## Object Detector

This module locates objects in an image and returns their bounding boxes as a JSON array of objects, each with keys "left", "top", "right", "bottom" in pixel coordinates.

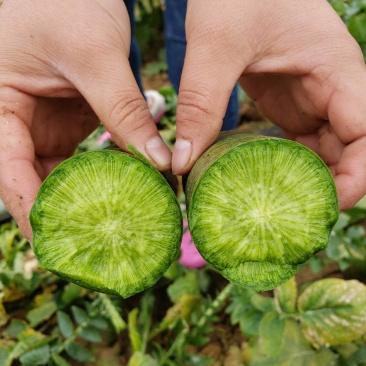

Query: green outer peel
[
  {"left": 186, "top": 133, "right": 339, "bottom": 291},
  {"left": 31, "top": 150, "right": 182, "bottom": 298}
]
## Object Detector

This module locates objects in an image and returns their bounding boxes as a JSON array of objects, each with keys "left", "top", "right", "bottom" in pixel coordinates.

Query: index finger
[
  {"left": 0, "top": 88, "right": 40, "bottom": 241},
  {"left": 326, "top": 73, "right": 366, "bottom": 210}
]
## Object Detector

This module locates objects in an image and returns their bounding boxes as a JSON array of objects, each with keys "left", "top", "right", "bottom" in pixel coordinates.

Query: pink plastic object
[
  {"left": 179, "top": 220, "right": 206, "bottom": 269},
  {"left": 98, "top": 131, "right": 111, "bottom": 145}
]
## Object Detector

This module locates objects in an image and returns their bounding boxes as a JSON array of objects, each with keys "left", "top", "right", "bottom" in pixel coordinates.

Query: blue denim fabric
[
  {"left": 124, "top": 0, "right": 144, "bottom": 94},
  {"left": 125, "top": 0, "right": 239, "bottom": 130},
  {"left": 163, "top": 0, "right": 239, "bottom": 131}
]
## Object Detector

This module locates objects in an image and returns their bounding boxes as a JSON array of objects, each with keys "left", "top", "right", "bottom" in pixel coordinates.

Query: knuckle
[
  {"left": 108, "top": 93, "right": 152, "bottom": 136},
  {"left": 177, "top": 88, "right": 222, "bottom": 128}
]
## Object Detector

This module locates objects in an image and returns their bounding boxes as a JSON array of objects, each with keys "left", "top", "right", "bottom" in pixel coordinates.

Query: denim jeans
[{"left": 125, "top": 0, "right": 239, "bottom": 131}]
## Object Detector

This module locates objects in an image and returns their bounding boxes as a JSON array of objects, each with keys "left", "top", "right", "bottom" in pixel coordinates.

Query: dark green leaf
[
  {"left": 348, "top": 12, "right": 366, "bottom": 43},
  {"left": 4, "top": 319, "right": 28, "bottom": 338},
  {"left": 239, "top": 309, "right": 263, "bottom": 338},
  {"left": 51, "top": 353, "right": 72, "bottom": 366},
  {"left": 65, "top": 342, "right": 94, "bottom": 363},
  {"left": 19, "top": 344, "right": 50, "bottom": 365},
  {"left": 0, "top": 348, "right": 9, "bottom": 366},
  {"left": 79, "top": 325, "right": 102, "bottom": 343},
  {"left": 308, "top": 256, "right": 325, "bottom": 274},
  {"left": 89, "top": 316, "right": 109, "bottom": 330},
  {"left": 57, "top": 311, "right": 74, "bottom": 339},
  {"left": 71, "top": 306, "right": 88, "bottom": 325},
  {"left": 332, "top": 213, "right": 350, "bottom": 232},
  {"left": 186, "top": 334, "right": 210, "bottom": 347},
  {"left": 61, "top": 283, "right": 83, "bottom": 306},
  {"left": 326, "top": 234, "right": 349, "bottom": 261},
  {"left": 329, "top": 0, "right": 348, "bottom": 16},
  {"left": 344, "top": 206, "right": 366, "bottom": 224},
  {"left": 338, "top": 258, "right": 351, "bottom": 271},
  {"left": 26, "top": 301, "right": 57, "bottom": 327},
  {"left": 167, "top": 271, "right": 201, "bottom": 304},
  {"left": 250, "top": 293, "right": 275, "bottom": 312},
  {"left": 259, "top": 312, "right": 285, "bottom": 356},
  {"left": 348, "top": 345, "right": 366, "bottom": 363},
  {"left": 346, "top": 225, "right": 365, "bottom": 238}
]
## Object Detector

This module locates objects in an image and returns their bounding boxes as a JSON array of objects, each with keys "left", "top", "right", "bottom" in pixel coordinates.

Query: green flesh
[
  {"left": 31, "top": 150, "right": 182, "bottom": 298},
  {"left": 187, "top": 135, "right": 339, "bottom": 291}
]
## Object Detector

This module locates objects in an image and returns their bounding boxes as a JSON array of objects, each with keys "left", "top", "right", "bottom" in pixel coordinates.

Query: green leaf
[
  {"left": 19, "top": 344, "right": 50, "bottom": 365},
  {"left": 250, "top": 293, "right": 275, "bottom": 313},
  {"left": 26, "top": 301, "right": 57, "bottom": 327},
  {"left": 61, "top": 283, "right": 83, "bottom": 306},
  {"left": 348, "top": 12, "right": 366, "bottom": 43},
  {"left": 57, "top": 311, "right": 74, "bottom": 339},
  {"left": 127, "top": 351, "right": 159, "bottom": 366},
  {"left": 348, "top": 345, "right": 366, "bottom": 363},
  {"left": 326, "top": 234, "right": 349, "bottom": 261},
  {"left": 167, "top": 271, "right": 201, "bottom": 304},
  {"left": 298, "top": 279, "right": 366, "bottom": 348},
  {"left": 243, "top": 318, "right": 338, "bottom": 365},
  {"left": 128, "top": 308, "right": 142, "bottom": 353},
  {"left": 8, "top": 329, "right": 46, "bottom": 361},
  {"left": 89, "top": 316, "right": 109, "bottom": 330},
  {"left": 98, "top": 293, "right": 126, "bottom": 333},
  {"left": 4, "top": 319, "right": 28, "bottom": 338},
  {"left": 79, "top": 325, "right": 102, "bottom": 343},
  {"left": 0, "top": 348, "right": 9, "bottom": 366},
  {"left": 71, "top": 306, "right": 88, "bottom": 325},
  {"left": 329, "top": 0, "right": 348, "bottom": 16},
  {"left": 259, "top": 312, "right": 285, "bottom": 356},
  {"left": 346, "top": 224, "right": 365, "bottom": 238},
  {"left": 274, "top": 277, "right": 297, "bottom": 314},
  {"left": 65, "top": 342, "right": 94, "bottom": 363},
  {"left": 239, "top": 309, "right": 263, "bottom": 338},
  {"left": 51, "top": 353, "right": 72, "bottom": 366},
  {"left": 308, "top": 256, "right": 325, "bottom": 274},
  {"left": 332, "top": 213, "right": 350, "bottom": 232}
]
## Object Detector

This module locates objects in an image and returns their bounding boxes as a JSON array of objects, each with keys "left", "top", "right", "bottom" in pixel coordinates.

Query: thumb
[
  {"left": 172, "top": 43, "right": 240, "bottom": 175},
  {"left": 71, "top": 52, "right": 171, "bottom": 171}
]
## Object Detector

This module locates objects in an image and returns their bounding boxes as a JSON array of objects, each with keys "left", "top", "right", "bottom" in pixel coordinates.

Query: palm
[{"left": 30, "top": 97, "right": 99, "bottom": 180}]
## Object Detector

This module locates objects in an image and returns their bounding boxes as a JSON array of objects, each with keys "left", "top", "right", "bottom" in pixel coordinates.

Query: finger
[
  {"left": 0, "top": 88, "right": 40, "bottom": 241},
  {"left": 172, "top": 43, "right": 240, "bottom": 175},
  {"left": 318, "top": 124, "right": 344, "bottom": 166},
  {"left": 326, "top": 73, "right": 366, "bottom": 209},
  {"left": 333, "top": 138, "right": 366, "bottom": 210},
  {"left": 68, "top": 48, "right": 172, "bottom": 171}
]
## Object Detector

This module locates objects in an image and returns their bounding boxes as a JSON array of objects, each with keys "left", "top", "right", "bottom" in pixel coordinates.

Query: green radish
[
  {"left": 185, "top": 132, "right": 339, "bottom": 291},
  {"left": 30, "top": 149, "right": 182, "bottom": 298}
]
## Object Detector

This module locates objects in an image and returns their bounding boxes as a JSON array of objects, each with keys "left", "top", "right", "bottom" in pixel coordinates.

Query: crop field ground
[{"left": 1, "top": 0, "right": 366, "bottom": 365}]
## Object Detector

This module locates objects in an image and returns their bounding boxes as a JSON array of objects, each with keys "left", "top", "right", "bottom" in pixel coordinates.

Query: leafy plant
[
  {"left": 328, "top": 0, "right": 366, "bottom": 58},
  {"left": 227, "top": 277, "right": 366, "bottom": 365}
]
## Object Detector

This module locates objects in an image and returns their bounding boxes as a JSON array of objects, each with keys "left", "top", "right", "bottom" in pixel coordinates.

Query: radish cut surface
[
  {"left": 31, "top": 150, "right": 182, "bottom": 298},
  {"left": 186, "top": 134, "right": 339, "bottom": 291}
]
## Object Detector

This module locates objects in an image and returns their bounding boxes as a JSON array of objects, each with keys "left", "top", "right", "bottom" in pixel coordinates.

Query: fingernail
[
  {"left": 145, "top": 136, "right": 171, "bottom": 169},
  {"left": 172, "top": 139, "right": 192, "bottom": 175}
]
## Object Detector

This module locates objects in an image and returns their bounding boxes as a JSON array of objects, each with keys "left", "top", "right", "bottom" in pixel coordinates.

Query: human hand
[
  {"left": 173, "top": 0, "right": 366, "bottom": 211},
  {"left": 0, "top": 0, "right": 171, "bottom": 241}
]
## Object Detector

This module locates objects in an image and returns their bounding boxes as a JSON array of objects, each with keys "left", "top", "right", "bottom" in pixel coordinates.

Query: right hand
[{"left": 0, "top": 0, "right": 171, "bottom": 241}]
